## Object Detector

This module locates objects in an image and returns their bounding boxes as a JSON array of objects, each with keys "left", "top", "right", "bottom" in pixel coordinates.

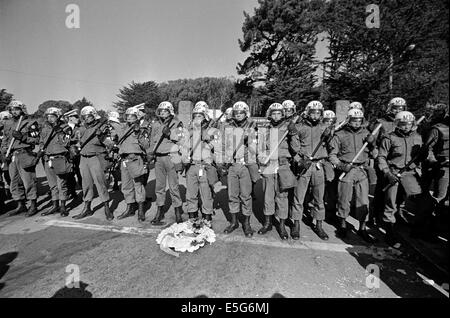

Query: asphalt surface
[{"left": 0, "top": 164, "right": 448, "bottom": 298}]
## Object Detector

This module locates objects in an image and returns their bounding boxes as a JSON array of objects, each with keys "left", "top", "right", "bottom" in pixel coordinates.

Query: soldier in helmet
[
  {"left": 147, "top": 101, "right": 184, "bottom": 225},
  {"left": 371, "top": 97, "right": 408, "bottom": 225},
  {"left": 290, "top": 101, "right": 333, "bottom": 240},
  {"left": 0, "top": 110, "right": 12, "bottom": 200},
  {"left": 72, "top": 106, "right": 114, "bottom": 220},
  {"left": 282, "top": 100, "right": 297, "bottom": 123},
  {"left": 105, "top": 110, "right": 122, "bottom": 191},
  {"left": 180, "top": 102, "right": 215, "bottom": 222},
  {"left": 39, "top": 107, "right": 73, "bottom": 217},
  {"left": 64, "top": 109, "right": 82, "bottom": 199},
  {"left": 377, "top": 111, "right": 435, "bottom": 245},
  {"left": 322, "top": 110, "right": 338, "bottom": 217},
  {"left": 217, "top": 101, "right": 258, "bottom": 237},
  {"left": 1, "top": 100, "right": 40, "bottom": 217},
  {"left": 114, "top": 107, "right": 150, "bottom": 222},
  {"left": 328, "top": 109, "right": 378, "bottom": 243},
  {"left": 349, "top": 101, "right": 364, "bottom": 112},
  {"left": 257, "top": 103, "right": 292, "bottom": 240},
  {"left": 423, "top": 104, "right": 449, "bottom": 218}
]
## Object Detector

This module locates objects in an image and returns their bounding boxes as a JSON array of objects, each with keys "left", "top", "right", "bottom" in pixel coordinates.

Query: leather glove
[
  {"left": 293, "top": 154, "right": 302, "bottom": 163},
  {"left": 243, "top": 134, "right": 249, "bottom": 146},
  {"left": 300, "top": 159, "right": 313, "bottom": 171},
  {"left": 364, "top": 134, "right": 375, "bottom": 145},
  {"left": 133, "top": 123, "right": 141, "bottom": 133},
  {"left": 322, "top": 127, "right": 333, "bottom": 143},
  {"left": 12, "top": 130, "right": 24, "bottom": 140},
  {"left": 62, "top": 126, "right": 72, "bottom": 135},
  {"left": 216, "top": 164, "right": 229, "bottom": 177},
  {"left": 337, "top": 162, "right": 352, "bottom": 173},
  {"left": 385, "top": 171, "right": 399, "bottom": 185},
  {"left": 162, "top": 125, "right": 171, "bottom": 138}
]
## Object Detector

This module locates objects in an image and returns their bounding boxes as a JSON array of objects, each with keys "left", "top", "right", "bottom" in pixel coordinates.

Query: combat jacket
[
  {"left": 291, "top": 118, "right": 328, "bottom": 160},
  {"left": 148, "top": 115, "right": 183, "bottom": 154},
  {"left": 39, "top": 122, "right": 71, "bottom": 155},
  {"left": 426, "top": 123, "right": 449, "bottom": 161},
  {"left": 116, "top": 122, "right": 150, "bottom": 155},
  {"left": 1, "top": 116, "right": 39, "bottom": 153},
  {"left": 180, "top": 120, "right": 215, "bottom": 164},
  {"left": 377, "top": 129, "right": 423, "bottom": 173},
  {"left": 329, "top": 125, "right": 374, "bottom": 166},
  {"left": 261, "top": 120, "right": 291, "bottom": 160},
  {"left": 77, "top": 119, "right": 108, "bottom": 156},
  {"left": 220, "top": 118, "right": 257, "bottom": 164}
]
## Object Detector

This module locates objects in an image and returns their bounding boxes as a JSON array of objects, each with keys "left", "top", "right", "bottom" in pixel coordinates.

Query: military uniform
[
  {"left": 1, "top": 115, "right": 40, "bottom": 216},
  {"left": 148, "top": 115, "right": 184, "bottom": 224},
  {"left": 39, "top": 121, "right": 72, "bottom": 215}
]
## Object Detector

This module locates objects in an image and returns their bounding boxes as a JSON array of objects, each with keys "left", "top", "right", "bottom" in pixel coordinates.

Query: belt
[
  {"left": 121, "top": 153, "right": 144, "bottom": 159},
  {"left": 12, "top": 148, "right": 31, "bottom": 154},
  {"left": 342, "top": 161, "right": 366, "bottom": 167},
  {"left": 81, "top": 152, "right": 106, "bottom": 158},
  {"left": 155, "top": 152, "right": 170, "bottom": 157}
]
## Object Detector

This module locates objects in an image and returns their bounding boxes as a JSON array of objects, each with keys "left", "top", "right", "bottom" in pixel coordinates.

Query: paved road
[{"left": 0, "top": 164, "right": 447, "bottom": 298}]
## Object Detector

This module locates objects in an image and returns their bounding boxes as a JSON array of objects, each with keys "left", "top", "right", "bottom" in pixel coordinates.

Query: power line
[{"left": 0, "top": 67, "right": 122, "bottom": 87}]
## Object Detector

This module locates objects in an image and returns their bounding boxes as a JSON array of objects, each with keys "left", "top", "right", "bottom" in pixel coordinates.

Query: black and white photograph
[{"left": 0, "top": 0, "right": 448, "bottom": 302}]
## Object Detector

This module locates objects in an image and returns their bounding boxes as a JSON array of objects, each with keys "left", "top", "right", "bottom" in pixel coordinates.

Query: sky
[{"left": 0, "top": 0, "right": 329, "bottom": 113}]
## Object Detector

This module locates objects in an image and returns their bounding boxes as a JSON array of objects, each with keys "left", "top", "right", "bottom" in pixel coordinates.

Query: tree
[
  {"left": 0, "top": 89, "right": 13, "bottom": 112},
  {"left": 72, "top": 97, "right": 93, "bottom": 113},
  {"left": 321, "top": 0, "right": 449, "bottom": 119},
  {"left": 33, "top": 100, "right": 73, "bottom": 118},
  {"left": 113, "top": 81, "right": 162, "bottom": 117},
  {"left": 237, "top": 0, "right": 325, "bottom": 112}
]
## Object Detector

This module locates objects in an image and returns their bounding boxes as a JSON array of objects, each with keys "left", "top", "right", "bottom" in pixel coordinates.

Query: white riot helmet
[
  {"left": 395, "top": 111, "right": 415, "bottom": 125},
  {"left": 347, "top": 109, "right": 364, "bottom": 120},
  {"left": 108, "top": 111, "right": 121, "bottom": 123},
  {"left": 192, "top": 103, "right": 210, "bottom": 121},
  {"left": 156, "top": 101, "right": 174, "bottom": 117},
  {"left": 81, "top": 106, "right": 100, "bottom": 120},
  {"left": 223, "top": 107, "right": 233, "bottom": 121},
  {"left": 44, "top": 107, "right": 62, "bottom": 118},
  {"left": 305, "top": 100, "right": 324, "bottom": 113},
  {"left": 387, "top": 97, "right": 407, "bottom": 114},
  {"left": 266, "top": 103, "right": 285, "bottom": 118},
  {"left": 7, "top": 100, "right": 27, "bottom": 114},
  {"left": 323, "top": 110, "right": 336, "bottom": 125},
  {"left": 282, "top": 100, "right": 296, "bottom": 114},
  {"left": 232, "top": 101, "right": 250, "bottom": 118},
  {"left": 349, "top": 101, "right": 363, "bottom": 111},
  {"left": 0, "top": 110, "right": 12, "bottom": 121},
  {"left": 125, "top": 107, "right": 140, "bottom": 123}
]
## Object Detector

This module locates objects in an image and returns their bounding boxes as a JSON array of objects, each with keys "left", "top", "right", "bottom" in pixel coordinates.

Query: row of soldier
[{"left": 0, "top": 98, "right": 447, "bottom": 246}]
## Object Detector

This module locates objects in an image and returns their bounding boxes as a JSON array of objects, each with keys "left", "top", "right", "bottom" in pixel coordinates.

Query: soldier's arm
[
  {"left": 377, "top": 137, "right": 391, "bottom": 173},
  {"left": 424, "top": 128, "right": 439, "bottom": 162},
  {"left": 328, "top": 134, "right": 341, "bottom": 166}
]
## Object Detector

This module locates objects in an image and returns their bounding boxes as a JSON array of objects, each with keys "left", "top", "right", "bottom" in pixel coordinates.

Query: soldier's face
[
  {"left": 84, "top": 114, "right": 95, "bottom": 124},
  {"left": 271, "top": 111, "right": 283, "bottom": 122},
  {"left": 69, "top": 115, "right": 80, "bottom": 125},
  {"left": 233, "top": 110, "right": 246, "bottom": 121},
  {"left": 349, "top": 118, "right": 362, "bottom": 129},
  {"left": 47, "top": 114, "right": 58, "bottom": 124},
  {"left": 126, "top": 114, "right": 138, "bottom": 124},
  {"left": 11, "top": 108, "right": 22, "bottom": 117},
  {"left": 308, "top": 110, "right": 321, "bottom": 122},
  {"left": 391, "top": 105, "right": 404, "bottom": 115},
  {"left": 323, "top": 118, "right": 335, "bottom": 126},
  {"left": 193, "top": 113, "right": 205, "bottom": 126},
  {"left": 159, "top": 109, "right": 170, "bottom": 119},
  {"left": 285, "top": 108, "right": 294, "bottom": 118},
  {"left": 397, "top": 122, "right": 413, "bottom": 133}
]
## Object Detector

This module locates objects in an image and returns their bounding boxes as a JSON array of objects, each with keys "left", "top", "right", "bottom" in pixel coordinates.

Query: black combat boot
[
  {"left": 291, "top": 220, "right": 300, "bottom": 240},
  {"left": 26, "top": 199, "right": 38, "bottom": 217},
  {"left": 243, "top": 215, "right": 254, "bottom": 238},
  {"left": 137, "top": 202, "right": 145, "bottom": 222},
  {"left": 357, "top": 221, "right": 377, "bottom": 244},
  {"left": 6, "top": 200, "right": 27, "bottom": 216},
  {"left": 224, "top": 213, "right": 239, "bottom": 234},
  {"left": 257, "top": 215, "right": 273, "bottom": 235},
  {"left": 151, "top": 206, "right": 164, "bottom": 225},
  {"left": 336, "top": 217, "right": 347, "bottom": 238},
  {"left": 174, "top": 206, "right": 183, "bottom": 223},
  {"left": 278, "top": 218, "right": 289, "bottom": 240},
  {"left": 60, "top": 200, "right": 68, "bottom": 217},
  {"left": 104, "top": 202, "right": 114, "bottom": 221},
  {"left": 41, "top": 200, "right": 59, "bottom": 216},
  {"left": 202, "top": 213, "right": 212, "bottom": 221},
  {"left": 188, "top": 212, "right": 197, "bottom": 219},
  {"left": 72, "top": 201, "right": 93, "bottom": 220},
  {"left": 385, "top": 223, "right": 399, "bottom": 246},
  {"left": 117, "top": 203, "right": 137, "bottom": 220},
  {"left": 314, "top": 220, "right": 329, "bottom": 241}
]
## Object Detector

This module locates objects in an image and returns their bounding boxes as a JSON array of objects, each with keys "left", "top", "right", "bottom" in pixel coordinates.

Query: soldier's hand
[
  {"left": 133, "top": 123, "right": 141, "bottom": 133},
  {"left": 12, "top": 130, "right": 24, "bottom": 140},
  {"left": 385, "top": 171, "right": 399, "bottom": 185},
  {"left": 337, "top": 162, "right": 352, "bottom": 173},
  {"left": 288, "top": 121, "right": 298, "bottom": 134},
  {"left": 293, "top": 154, "right": 302, "bottom": 163},
  {"left": 147, "top": 151, "right": 155, "bottom": 162},
  {"left": 300, "top": 159, "right": 313, "bottom": 171},
  {"left": 364, "top": 134, "right": 375, "bottom": 145},
  {"left": 162, "top": 125, "right": 171, "bottom": 137}
]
